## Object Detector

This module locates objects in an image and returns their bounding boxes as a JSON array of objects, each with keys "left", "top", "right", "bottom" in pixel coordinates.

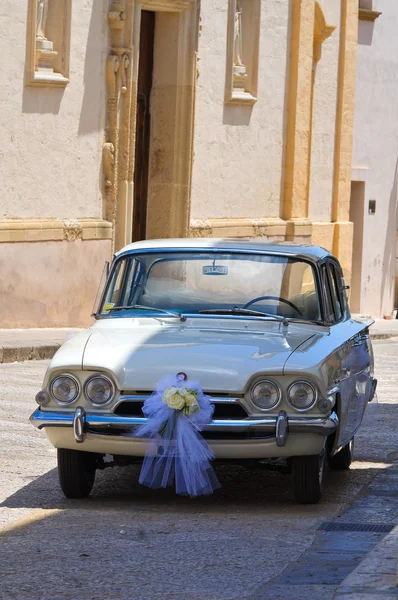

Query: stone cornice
[
  {"left": 0, "top": 219, "right": 112, "bottom": 243},
  {"left": 358, "top": 8, "right": 382, "bottom": 22},
  {"left": 189, "top": 217, "right": 309, "bottom": 240}
]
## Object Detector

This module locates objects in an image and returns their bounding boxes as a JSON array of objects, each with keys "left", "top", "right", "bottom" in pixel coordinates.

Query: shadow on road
[{"left": 0, "top": 458, "right": 387, "bottom": 516}]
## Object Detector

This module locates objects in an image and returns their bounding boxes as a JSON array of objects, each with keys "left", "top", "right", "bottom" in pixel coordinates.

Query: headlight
[
  {"left": 50, "top": 375, "right": 80, "bottom": 405},
  {"left": 250, "top": 380, "right": 281, "bottom": 410},
  {"left": 84, "top": 375, "right": 114, "bottom": 406},
  {"left": 288, "top": 381, "right": 317, "bottom": 411}
]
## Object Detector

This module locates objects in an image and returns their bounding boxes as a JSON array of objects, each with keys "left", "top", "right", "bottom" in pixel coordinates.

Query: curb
[
  {"left": 371, "top": 333, "right": 398, "bottom": 340},
  {"left": 333, "top": 525, "right": 398, "bottom": 599},
  {"left": 0, "top": 345, "right": 61, "bottom": 364}
]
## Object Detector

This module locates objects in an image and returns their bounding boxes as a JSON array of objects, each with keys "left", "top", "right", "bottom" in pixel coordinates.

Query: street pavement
[{"left": 0, "top": 340, "right": 397, "bottom": 599}]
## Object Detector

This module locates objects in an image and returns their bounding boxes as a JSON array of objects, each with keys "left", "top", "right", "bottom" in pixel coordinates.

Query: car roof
[{"left": 116, "top": 239, "right": 333, "bottom": 262}]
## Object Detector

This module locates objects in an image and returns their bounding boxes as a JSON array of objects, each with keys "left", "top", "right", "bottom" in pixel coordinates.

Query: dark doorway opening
[
  {"left": 349, "top": 181, "right": 365, "bottom": 313},
  {"left": 132, "top": 10, "right": 155, "bottom": 242}
]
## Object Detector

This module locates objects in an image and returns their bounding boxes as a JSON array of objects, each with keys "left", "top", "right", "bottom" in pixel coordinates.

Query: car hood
[{"left": 80, "top": 319, "right": 317, "bottom": 393}]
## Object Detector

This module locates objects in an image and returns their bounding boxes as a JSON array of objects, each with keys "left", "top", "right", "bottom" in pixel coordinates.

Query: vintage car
[{"left": 30, "top": 239, "right": 377, "bottom": 503}]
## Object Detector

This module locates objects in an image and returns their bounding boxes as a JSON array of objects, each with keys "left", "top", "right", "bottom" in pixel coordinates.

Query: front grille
[
  {"left": 114, "top": 400, "right": 248, "bottom": 420},
  {"left": 115, "top": 401, "right": 144, "bottom": 417}
]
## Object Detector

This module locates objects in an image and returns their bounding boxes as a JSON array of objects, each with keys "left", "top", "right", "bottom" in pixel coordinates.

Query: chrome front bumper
[{"left": 30, "top": 407, "right": 338, "bottom": 448}]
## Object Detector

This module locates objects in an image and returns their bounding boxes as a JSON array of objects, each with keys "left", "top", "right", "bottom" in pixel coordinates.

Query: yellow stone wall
[
  {"left": 189, "top": 0, "right": 359, "bottom": 289},
  {"left": 0, "top": 0, "right": 360, "bottom": 327}
]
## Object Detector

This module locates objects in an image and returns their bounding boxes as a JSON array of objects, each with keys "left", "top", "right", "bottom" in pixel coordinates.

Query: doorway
[
  {"left": 349, "top": 181, "right": 365, "bottom": 313},
  {"left": 132, "top": 10, "right": 155, "bottom": 242}
]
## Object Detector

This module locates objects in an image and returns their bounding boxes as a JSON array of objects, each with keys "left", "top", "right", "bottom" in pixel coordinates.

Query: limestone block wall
[{"left": 352, "top": 0, "right": 398, "bottom": 316}]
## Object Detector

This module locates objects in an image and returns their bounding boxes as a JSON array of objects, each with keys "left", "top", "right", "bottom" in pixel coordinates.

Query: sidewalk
[
  {"left": 334, "top": 525, "right": 398, "bottom": 599},
  {"left": 361, "top": 317, "right": 398, "bottom": 339},
  {"left": 1, "top": 318, "right": 398, "bottom": 364},
  {"left": 0, "top": 328, "right": 83, "bottom": 363}
]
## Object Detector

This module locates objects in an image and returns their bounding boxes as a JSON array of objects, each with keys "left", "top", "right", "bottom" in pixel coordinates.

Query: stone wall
[{"left": 352, "top": 0, "right": 397, "bottom": 316}]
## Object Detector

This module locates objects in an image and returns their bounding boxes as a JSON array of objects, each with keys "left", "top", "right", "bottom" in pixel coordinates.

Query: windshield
[{"left": 99, "top": 251, "right": 321, "bottom": 321}]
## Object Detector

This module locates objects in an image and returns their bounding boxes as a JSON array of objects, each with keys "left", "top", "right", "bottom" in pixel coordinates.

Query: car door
[{"left": 324, "top": 261, "right": 374, "bottom": 451}]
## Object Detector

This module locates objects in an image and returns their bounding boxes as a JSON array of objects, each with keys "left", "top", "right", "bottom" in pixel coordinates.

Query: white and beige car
[{"left": 30, "top": 239, "right": 377, "bottom": 503}]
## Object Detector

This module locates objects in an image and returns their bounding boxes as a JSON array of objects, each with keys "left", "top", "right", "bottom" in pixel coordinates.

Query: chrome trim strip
[
  {"left": 327, "top": 386, "right": 340, "bottom": 396},
  {"left": 114, "top": 394, "right": 245, "bottom": 407},
  {"left": 30, "top": 408, "right": 338, "bottom": 437}
]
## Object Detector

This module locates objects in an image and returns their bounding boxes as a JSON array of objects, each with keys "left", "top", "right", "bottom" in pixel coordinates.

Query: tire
[
  {"left": 57, "top": 448, "right": 98, "bottom": 499},
  {"left": 328, "top": 438, "right": 354, "bottom": 470},
  {"left": 292, "top": 450, "right": 325, "bottom": 504}
]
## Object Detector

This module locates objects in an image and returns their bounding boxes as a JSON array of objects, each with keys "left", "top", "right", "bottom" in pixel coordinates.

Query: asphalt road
[{"left": 0, "top": 340, "right": 397, "bottom": 600}]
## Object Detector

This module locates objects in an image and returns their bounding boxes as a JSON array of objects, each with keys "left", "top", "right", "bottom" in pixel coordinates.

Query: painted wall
[
  {"left": 190, "top": 0, "right": 290, "bottom": 221},
  {"left": 0, "top": 240, "right": 111, "bottom": 327},
  {"left": 0, "top": 0, "right": 107, "bottom": 220},
  {"left": 352, "top": 1, "right": 398, "bottom": 316},
  {"left": 309, "top": 0, "right": 340, "bottom": 222}
]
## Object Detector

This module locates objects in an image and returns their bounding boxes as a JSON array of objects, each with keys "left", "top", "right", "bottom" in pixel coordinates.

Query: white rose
[
  {"left": 166, "top": 393, "right": 185, "bottom": 411},
  {"left": 184, "top": 392, "right": 198, "bottom": 407},
  {"left": 162, "top": 387, "right": 178, "bottom": 404},
  {"left": 188, "top": 400, "right": 200, "bottom": 414},
  {"left": 178, "top": 387, "right": 189, "bottom": 397}
]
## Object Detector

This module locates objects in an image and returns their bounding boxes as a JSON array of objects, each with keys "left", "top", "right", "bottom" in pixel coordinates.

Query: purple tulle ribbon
[{"left": 134, "top": 374, "right": 220, "bottom": 497}]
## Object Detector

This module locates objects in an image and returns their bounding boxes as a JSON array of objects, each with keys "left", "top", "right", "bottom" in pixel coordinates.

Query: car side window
[
  {"left": 320, "top": 264, "right": 335, "bottom": 323},
  {"left": 328, "top": 263, "right": 344, "bottom": 321}
]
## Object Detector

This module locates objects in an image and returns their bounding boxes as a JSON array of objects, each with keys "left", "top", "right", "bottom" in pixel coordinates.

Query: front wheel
[
  {"left": 292, "top": 451, "right": 325, "bottom": 504},
  {"left": 328, "top": 438, "right": 354, "bottom": 470},
  {"left": 57, "top": 448, "right": 98, "bottom": 499}
]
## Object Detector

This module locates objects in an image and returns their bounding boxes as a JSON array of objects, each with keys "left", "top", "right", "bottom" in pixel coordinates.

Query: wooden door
[{"left": 132, "top": 11, "right": 155, "bottom": 242}]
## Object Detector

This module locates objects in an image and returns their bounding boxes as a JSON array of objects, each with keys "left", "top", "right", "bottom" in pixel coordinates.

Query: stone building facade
[
  {"left": 0, "top": 1, "right": 364, "bottom": 327},
  {"left": 351, "top": 0, "right": 398, "bottom": 318}
]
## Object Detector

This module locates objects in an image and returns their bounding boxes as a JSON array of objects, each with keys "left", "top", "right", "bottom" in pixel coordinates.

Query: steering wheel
[{"left": 243, "top": 295, "right": 303, "bottom": 317}]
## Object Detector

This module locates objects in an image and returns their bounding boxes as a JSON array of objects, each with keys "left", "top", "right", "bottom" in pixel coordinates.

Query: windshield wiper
[
  {"left": 107, "top": 304, "right": 187, "bottom": 322},
  {"left": 199, "top": 308, "right": 289, "bottom": 326}
]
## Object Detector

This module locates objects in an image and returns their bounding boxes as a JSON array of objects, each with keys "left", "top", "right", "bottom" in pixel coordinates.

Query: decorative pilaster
[
  {"left": 282, "top": 0, "right": 315, "bottom": 221},
  {"left": 104, "top": 0, "right": 136, "bottom": 251},
  {"left": 332, "top": 0, "right": 359, "bottom": 223}
]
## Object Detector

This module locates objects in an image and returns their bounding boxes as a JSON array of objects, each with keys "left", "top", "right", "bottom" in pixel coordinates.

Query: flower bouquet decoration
[{"left": 134, "top": 374, "right": 220, "bottom": 497}]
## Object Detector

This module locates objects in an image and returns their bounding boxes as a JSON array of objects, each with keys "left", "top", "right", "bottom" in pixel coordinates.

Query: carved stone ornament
[
  {"left": 103, "top": 143, "right": 115, "bottom": 190},
  {"left": 62, "top": 220, "right": 83, "bottom": 242},
  {"left": 35, "top": 0, "right": 58, "bottom": 72},
  {"left": 103, "top": 0, "right": 128, "bottom": 231},
  {"left": 36, "top": 0, "right": 49, "bottom": 40},
  {"left": 26, "top": 0, "right": 71, "bottom": 86},
  {"left": 225, "top": 0, "right": 261, "bottom": 105},
  {"left": 233, "top": 0, "right": 247, "bottom": 79}
]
